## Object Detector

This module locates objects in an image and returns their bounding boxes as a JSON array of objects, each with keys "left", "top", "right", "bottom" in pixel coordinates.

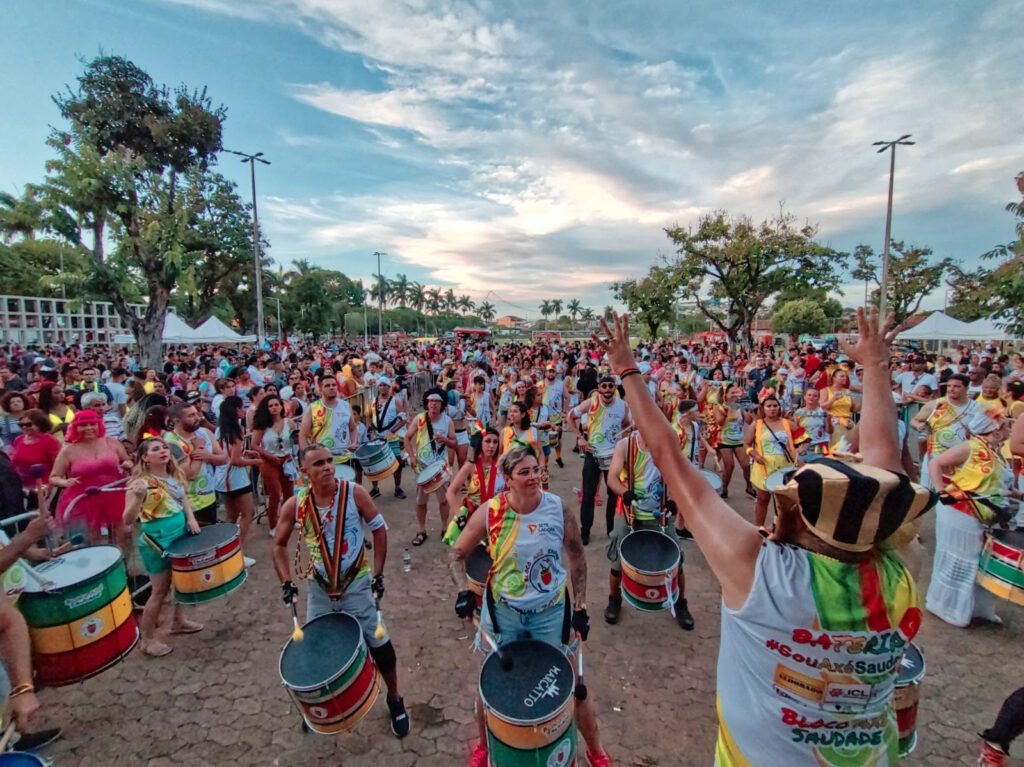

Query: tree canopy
[
  {"left": 851, "top": 241, "right": 952, "bottom": 325},
  {"left": 612, "top": 266, "right": 678, "bottom": 339}
]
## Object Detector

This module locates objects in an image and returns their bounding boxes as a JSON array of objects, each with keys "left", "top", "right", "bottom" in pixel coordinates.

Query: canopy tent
[
  {"left": 895, "top": 312, "right": 975, "bottom": 341},
  {"left": 111, "top": 312, "right": 203, "bottom": 345},
  {"left": 193, "top": 316, "right": 257, "bottom": 343},
  {"left": 963, "top": 317, "right": 1018, "bottom": 342}
]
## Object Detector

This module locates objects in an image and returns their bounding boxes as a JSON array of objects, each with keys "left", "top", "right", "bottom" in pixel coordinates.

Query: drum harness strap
[
  {"left": 622, "top": 434, "right": 668, "bottom": 530},
  {"left": 297, "top": 481, "right": 366, "bottom": 599},
  {"left": 757, "top": 419, "right": 795, "bottom": 464},
  {"left": 373, "top": 396, "right": 399, "bottom": 436}
]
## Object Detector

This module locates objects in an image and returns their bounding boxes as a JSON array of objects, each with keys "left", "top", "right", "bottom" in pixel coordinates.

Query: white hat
[
  {"left": 279, "top": 386, "right": 294, "bottom": 400},
  {"left": 377, "top": 376, "right": 392, "bottom": 387},
  {"left": 638, "top": 361, "right": 652, "bottom": 374}
]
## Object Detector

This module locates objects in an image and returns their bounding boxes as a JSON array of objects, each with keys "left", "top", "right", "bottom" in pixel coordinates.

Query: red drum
[
  {"left": 619, "top": 530, "right": 680, "bottom": 612},
  {"left": 279, "top": 612, "right": 380, "bottom": 734}
]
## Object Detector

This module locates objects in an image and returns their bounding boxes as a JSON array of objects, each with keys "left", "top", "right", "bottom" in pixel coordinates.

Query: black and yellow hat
[{"left": 773, "top": 458, "right": 937, "bottom": 553}]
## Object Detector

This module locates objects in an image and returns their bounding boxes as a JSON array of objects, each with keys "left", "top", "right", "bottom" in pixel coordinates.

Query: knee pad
[{"left": 370, "top": 640, "right": 397, "bottom": 674}]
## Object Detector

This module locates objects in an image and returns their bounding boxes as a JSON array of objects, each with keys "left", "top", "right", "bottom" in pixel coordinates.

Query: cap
[
  {"left": 638, "top": 362, "right": 652, "bottom": 374},
  {"left": 377, "top": 376, "right": 392, "bottom": 387},
  {"left": 599, "top": 375, "right": 616, "bottom": 385}
]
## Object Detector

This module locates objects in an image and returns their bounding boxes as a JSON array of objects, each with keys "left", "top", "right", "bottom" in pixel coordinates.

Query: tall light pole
[
  {"left": 872, "top": 135, "right": 914, "bottom": 320},
  {"left": 373, "top": 251, "right": 387, "bottom": 346},
  {"left": 228, "top": 149, "right": 271, "bottom": 348}
]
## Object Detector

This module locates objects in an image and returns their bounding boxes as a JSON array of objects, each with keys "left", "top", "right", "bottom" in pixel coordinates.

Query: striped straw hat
[{"left": 773, "top": 458, "right": 937, "bottom": 553}]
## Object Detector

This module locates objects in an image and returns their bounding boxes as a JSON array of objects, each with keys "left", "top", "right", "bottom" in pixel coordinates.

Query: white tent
[
  {"left": 111, "top": 312, "right": 203, "bottom": 345},
  {"left": 895, "top": 311, "right": 975, "bottom": 341},
  {"left": 963, "top": 317, "right": 1018, "bottom": 342},
  {"left": 193, "top": 316, "right": 257, "bottom": 343}
]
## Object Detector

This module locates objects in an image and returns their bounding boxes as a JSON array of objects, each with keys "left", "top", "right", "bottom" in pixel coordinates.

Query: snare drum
[
  {"left": 354, "top": 440, "right": 398, "bottom": 482},
  {"left": 698, "top": 469, "right": 723, "bottom": 494},
  {"left": 479, "top": 639, "right": 577, "bottom": 766},
  {"left": 279, "top": 612, "right": 381, "bottom": 734},
  {"left": 618, "top": 529, "right": 680, "bottom": 612},
  {"left": 978, "top": 528, "right": 1024, "bottom": 606},
  {"left": 18, "top": 545, "right": 139, "bottom": 686},
  {"left": 164, "top": 523, "right": 246, "bottom": 604},
  {"left": 894, "top": 642, "right": 925, "bottom": 758},
  {"left": 417, "top": 460, "right": 450, "bottom": 494},
  {"left": 466, "top": 544, "right": 492, "bottom": 612}
]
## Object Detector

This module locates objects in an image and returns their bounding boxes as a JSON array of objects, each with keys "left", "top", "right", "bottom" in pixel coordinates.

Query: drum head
[
  {"left": 22, "top": 545, "right": 122, "bottom": 593},
  {"left": 619, "top": 530, "right": 680, "bottom": 574},
  {"left": 766, "top": 469, "right": 796, "bottom": 493},
  {"left": 164, "top": 522, "right": 239, "bottom": 557},
  {"left": 991, "top": 528, "right": 1024, "bottom": 549},
  {"left": 479, "top": 640, "right": 573, "bottom": 722},
  {"left": 354, "top": 441, "right": 387, "bottom": 461},
  {"left": 280, "top": 612, "right": 363, "bottom": 690},
  {"left": 417, "top": 460, "right": 447, "bottom": 484},
  {"left": 466, "top": 545, "right": 492, "bottom": 583},
  {"left": 896, "top": 642, "right": 925, "bottom": 685},
  {"left": 698, "top": 469, "right": 723, "bottom": 493},
  {"left": 334, "top": 464, "right": 356, "bottom": 482}
]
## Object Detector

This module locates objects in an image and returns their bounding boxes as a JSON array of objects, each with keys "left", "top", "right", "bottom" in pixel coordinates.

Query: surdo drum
[
  {"left": 618, "top": 529, "right": 680, "bottom": 612},
  {"left": 164, "top": 523, "right": 246, "bottom": 604},
  {"left": 977, "top": 528, "right": 1024, "bottom": 607},
  {"left": 18, "top": 545, "right": 139, "bottom": 686},
  {"left": 279, "top": 612, "right": 380, "bottom": 734},
  {"left": 353, "top": 440, "right": 398, "bottom": 482},
  {"left": 416, "top": 459, "right": 450, "bottom": 494},
  {"left": 479, "top": 639, "right": 577, "bottom": 766},
  {"left": 894, "top": 642, "right": 925, "bottom": 758}
]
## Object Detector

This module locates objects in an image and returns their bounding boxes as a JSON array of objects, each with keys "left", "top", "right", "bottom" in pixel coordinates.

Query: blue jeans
[{"left": 479, "top": 598, "right": 565, "bottom": 650}]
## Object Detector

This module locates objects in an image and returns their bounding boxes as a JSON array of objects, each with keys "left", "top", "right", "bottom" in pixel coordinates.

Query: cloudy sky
[{"left": 3, "top": 0, "right": 1023, "bottom": 319}]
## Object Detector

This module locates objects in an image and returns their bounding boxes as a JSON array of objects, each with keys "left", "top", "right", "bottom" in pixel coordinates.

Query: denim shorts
[
  {"left": 478, "top": 597, "right": 565, "bottom": 650},
  {"left": 306, "top": 575, "right": 389, "bottom": 649}
]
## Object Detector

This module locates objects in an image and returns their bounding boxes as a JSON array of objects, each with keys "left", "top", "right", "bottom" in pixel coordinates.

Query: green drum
[{"left": 353, "top": 440, "right": 398, "bottom": 481}]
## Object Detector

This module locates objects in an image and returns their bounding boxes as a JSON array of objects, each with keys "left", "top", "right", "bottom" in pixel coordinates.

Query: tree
[
  {"left": 612, "top": 265, "right": 678, "bottom": 339},
  {"left": 775, "top": 282, "right": 842, "bottom": 320},
  {"left": 478, "top": 300, "right": 496, "bottom": 322},
  {"left": 580, "top": 307, "right": 595, "bottom": 326},
  {"left": 551, "top": 299, "right": 563, "bottom": 321},
  {"left": 851, "top": 240, "right": 952, "bottom": 325},
  {"left": 407, "top": 282, "right": 425, "bottom": 313},
  {"left": 666, "top": 211, "right": 847, "bottom": 350},
  {"left": 390, "top": 273, "right": 410, "bottom": 307},
  {"left": 457, "top": 295, "right": 474, "bottom": 314},
  {"left": 538, "top": 300, "right": 552, "bottom": 327},
  {"left": 970, "top": 171, "right": 1024, "bottom": 336},
  {"left": 945, "top": 265, "right": 993, "bottom": 322},
  {"left": 602, "top": 305, "right": 614, "bottom": 321},
  {"left": 426, "top": 288, "right": 441, "bottom": 315},
  {"left": 567, "top": 298, "right": 581, "bottom": 329},
  {"left": 443, "top": 288, "right": 457, "bottom": 313},
  {"left": 40, "top": 55, "right": 225, "bottom": 365},
  {"left": 771, "top": 299, "right": 828, "bottom": 337}
]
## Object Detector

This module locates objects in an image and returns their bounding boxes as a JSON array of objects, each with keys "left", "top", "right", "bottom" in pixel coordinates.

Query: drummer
[
  {"left": 604, "top": 428, "right": 694, "bottom": 630},
  {"left": 593, "top": 307, "right": 936, "bottom": 765},
  {"left": 122, "top": 437, "right": 204, "bottom": 657},
  {"left": 403, "top": 388, "right": 456, "bottom": 547},
  {"left": 538, "top": 363, "right": 567, "bottom": 468},
  {"left": 368, "top": 377, "right": 406, "bottom": 500},
  {"left": 297, "top": 373, "right": 358, "bottom": 475},
  {"left": 273, "top": 443, "right": 410, "bottom": 737},
  {"left": 450, "top": 444, "right": 611, "bottom": 767},
  {"left": 442, "top": 428, "right": 503, "bottom": 546},
  {"left": 792, "top": 387, "right": 831, "bottom": 458}
]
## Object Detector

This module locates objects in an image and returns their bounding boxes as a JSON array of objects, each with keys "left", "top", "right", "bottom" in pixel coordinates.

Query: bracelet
[
  {"left": 9, "top": 682, "right": 34, "bottom": 698},
  {"left": 619, "top": 367, "right": 640, "bottom": 379}
]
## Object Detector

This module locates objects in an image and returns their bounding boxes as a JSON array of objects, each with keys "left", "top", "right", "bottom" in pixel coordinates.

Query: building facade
[{"left": 0, "top": 294, "right": 147, "bottom": 347}]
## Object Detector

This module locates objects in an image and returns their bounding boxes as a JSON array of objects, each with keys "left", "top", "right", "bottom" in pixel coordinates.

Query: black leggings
[
  {"left": 580, "top": 452, "right": 618, "bottom": 537},
  {"left": 983, "top": 686, "right": 1024, "bottom": 753}
]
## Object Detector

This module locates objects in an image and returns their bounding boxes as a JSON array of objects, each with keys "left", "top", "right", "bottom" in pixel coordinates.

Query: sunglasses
[
  {"left": 18, "top": 421, "right": 33, "bottom": 427},
  {"left": 599, "top": 383, "right": 615, "bottom": 389}
]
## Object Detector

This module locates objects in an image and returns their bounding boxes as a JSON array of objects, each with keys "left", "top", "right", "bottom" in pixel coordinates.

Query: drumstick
[
  {"left": 374, "top": 597, "right": 386, "bottom": 641},
  {"left": 0, "top": 721, "right": 16, "bottom": 752},
  {"left": 290, "top": 600, "right": 304, "bottom": 643},
  {"left": 472, "top": 616, "right": 513, "bottom": 671},
  {"left": 575, "top": 640, "right": 588, "bottom": 701}
]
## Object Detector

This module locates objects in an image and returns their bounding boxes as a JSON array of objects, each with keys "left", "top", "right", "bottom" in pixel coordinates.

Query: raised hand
[
  {"left": 839, "top": 307, "right": 900, "bottom": 370},
  {"left": 591, "top": 313, "right": 636, "bottom": 375}
]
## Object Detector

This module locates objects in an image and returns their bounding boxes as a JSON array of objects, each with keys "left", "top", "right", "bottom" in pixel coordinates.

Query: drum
[
  {"left": 594, "top": 452, "right": 613, "bottom": 472},
  {"left": 354, "top": 440, "right": 398, "bottom": 482},
  {"left": 0, "top": 755, "right": 48, "bottom": 767},
  {"left": 618, "top": 529, "right": 680, "bottom": 612},
  {"left": 977, "top": 529, "right": 1024, "bottom": 606},
  {"left": 18, "top": 545, "right": 139, "bottom": 687},
  {"left": 765, "top": 468, "right": 794, "bottom": 493},
  {"left": 417, "top": 460, "right": 450, "bottom": 495},
  {"left": 334, "top": 463, "right": 356, "bottom": 482},
  {"left": 279, "top": 612, "right": 381, "bottom": 734},
  {"left": 479, "top": 639, "right": 577, "bottom": 767},
  {"left": 698, "top": 469, "right": 723, "bottom": 494},
  {"left": 466, "top": 544, "right": 492, "bottom": 612},
  {"left": 164, "top": 522, "right": 246, "bottom": 605},
  {"left": 894, "top": 642, "right": 925, "bottom": 758}
]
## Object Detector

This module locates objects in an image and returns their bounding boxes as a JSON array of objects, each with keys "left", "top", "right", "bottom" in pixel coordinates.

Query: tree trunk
[{"left": 136, "top": 283, "right": 170, "bottom": 369}]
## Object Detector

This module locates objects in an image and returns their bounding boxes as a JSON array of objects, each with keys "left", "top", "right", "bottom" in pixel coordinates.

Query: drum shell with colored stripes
[
  {"left": 479, "top": 640, "right": 576, "bottom": 766},
  {"left": 416, "top": 460, "right": 450, "bottom": 494},
  {"left": 164, "top": 523, "right": 246, "bottom": 604},
  {"left": 466, "top": 544, "right": 492, "bottom": 611},
  {"left": 619, "top": 530, "right": 680, "bottom": 612},
  {"left": 18, "top": 545, "right": 139, "bottom": 686},
  {"left": 279, "top": 612, "right": 380, "bottom": 735},
  {"left": 353, "top": 440, "right": 398, "bottom": 481},
  {"left": 978, "top": 529, "right": 1024, "bottom": 606},
  {"left": 894, "top": 642, "right": 925, "bottom": 758}
]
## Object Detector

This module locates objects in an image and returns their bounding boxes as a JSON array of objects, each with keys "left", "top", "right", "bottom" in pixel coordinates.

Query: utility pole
[
  {"left": 228, "top": 149, "right": 271, "bottom": 348},
  {"left": 374, "top": 251, "right": 387, "bottom": 347},
  {"left": 871, "top": 135, "right": 914, "bottom": 320}
]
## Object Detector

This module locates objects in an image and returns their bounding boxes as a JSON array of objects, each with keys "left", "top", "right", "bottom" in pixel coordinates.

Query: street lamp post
[
  {"left": 872, "top": 135, "right": 914, "bottom": 320},
  {"left": 227, "top": 149, "right": 271, "bottom": 348},
  {"left": 374, "top": 251, "right": 387, "bottom": 347}
]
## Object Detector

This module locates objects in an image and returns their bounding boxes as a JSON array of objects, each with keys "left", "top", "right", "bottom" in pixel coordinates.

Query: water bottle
[{"left": 402, "top": 548, "right": 412, "bottom": 573}]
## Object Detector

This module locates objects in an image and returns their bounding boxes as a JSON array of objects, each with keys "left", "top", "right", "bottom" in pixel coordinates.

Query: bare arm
[
  {"left": 0, "top": 595, "right": 38, "bottom": 730},
  {"left": 273, "top": 497, "right": 298, "bottom": 583},
  {"left": 445, "top": 460, "right": 475, "bottom": 509},
  {"left": 353, "top": 484, "right": 386, "bottom": 578},
  {"left": 298, "top": 408, "right": 312, "bottom": 449},
  {"left": 928, "top": 441, "right": 970, "bottom": 490},
  {"left": 1012, "top": 416, "right": 1024, "bottom": 458},
  {"left": 605, "top": 438, "right": 629, "bottom": 497},
  {"left": 450, "top": 501, "right": 488, "bottom": 588},
  {"left": 561, "top": 498, "right": 587, "bottom": 609}
]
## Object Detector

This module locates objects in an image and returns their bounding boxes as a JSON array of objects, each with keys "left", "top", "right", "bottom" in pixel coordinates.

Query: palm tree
[
  {"left": 551, "top": 299, "right": 563, "bottom": 322},
  {"left": 539, "top": 300, "right": 553, "bottom": 328},
  {"left": 603, "top": 305, "right": 614, "bottom": 321},
  {"left": 567, "top": 299, "right": 582, "bottom": 329},
  {"left": 426, "top": 287, "right": 442, "bottom": 316},
  {"left": 370, "top": 273, "right": 390, "bottom": 310},
  {"left": 443, "top": 288, "right": 457, "bottom": 313},
  {"left": 407, "top": 282, "right": 425, "bottom": 313},
  {"left": 580, "top": 307, "right": 595, "bottom": 327},
  {"left": 478, "top": 300, "right": 496, "bottom": 322},
  {"left": 457, "top": 295, "right": 475, "bottom": 314},
  {"left": 390, "top": 273, "right": 410, "bottom": 307}
]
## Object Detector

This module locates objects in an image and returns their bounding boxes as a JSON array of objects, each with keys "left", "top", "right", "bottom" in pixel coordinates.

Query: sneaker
[
  {"left": 604, "top": 595, "right": 622, "bottom": 625},
  {"left": 13, "top": 728, "right": 62, "bottom": 752},
  {"left": 394, "top": 487, "right": 407, "bottom": 499},
  {"left": 387, "top": 696, "right": 410, "bottom": 738},
  {"left": 979, "top": 741, "right": 1007, "bottom": 767},
  {"left": 369, "top": 486, "right": 381, "bottom": 499},
  {"left": 243, "top": 556, "right": 256, "bottom": 567},
  {"left": 468, "top": 742, "right": 488, "bottom": 767},
  {"left": 676, "top": 598, "right": 695, "bottom": 631},
  {"left": 268, "top": 527, "right": 276, "bottom": 538},
  {"left": 586, "top": 748, "right": 612, "bottom": 767},
  {"left": 675, "top": 527, "right": 694, "bottom": 541},
  {"left": 581, "top": 532, "right": 590, "bottom": 546},
  {"left": 555, "top": 457, "right": 564, "bottom": 468}
]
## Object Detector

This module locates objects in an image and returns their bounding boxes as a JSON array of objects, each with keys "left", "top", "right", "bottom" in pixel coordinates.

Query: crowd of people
[{"left": 0, "top": 321, "right": 1021, "bottom": 764}]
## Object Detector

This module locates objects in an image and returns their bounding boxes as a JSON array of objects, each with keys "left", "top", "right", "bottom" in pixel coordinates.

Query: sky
[{"left": 3, "top": 0, "right": 1023, "bottom": 321}]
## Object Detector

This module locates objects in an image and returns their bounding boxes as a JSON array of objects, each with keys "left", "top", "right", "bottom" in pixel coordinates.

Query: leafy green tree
[
  {"left": 666, "top": 211, "right": 846, "bottom": 350},
  {"left": 478, "top": 300, "right": 496, "bottom": 322},
  {"left": 602, "top": 305, "right": 614, "bottom": 321},
  {"left": 612, "top": 265, "right": 678, "bottom": 339},
  {"left": 771, "top": 299, "right": 828, "bottom": 337},
  {"left": 851, "top": 241, "right": 952, "bottom": 325},
  {"left": 945, "top": 265, "right": 993, "bottom": 322},
  {"left": 973, "top": 171, "right": 1024, "bottom": 336},
  {"left": 40, "top": 55, "right": 225, "bottom": 365}
]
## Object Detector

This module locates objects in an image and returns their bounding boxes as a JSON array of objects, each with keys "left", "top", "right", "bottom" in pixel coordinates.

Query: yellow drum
[{"left": 164, "top": 523, "right": 246, "bottom": 604}]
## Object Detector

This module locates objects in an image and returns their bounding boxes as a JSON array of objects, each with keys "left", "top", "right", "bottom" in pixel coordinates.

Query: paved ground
[{"left": 31, "top": 448, "right": 1024, "bottom": 766}]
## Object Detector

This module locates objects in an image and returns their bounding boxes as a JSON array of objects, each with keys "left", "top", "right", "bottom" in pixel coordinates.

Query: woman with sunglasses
[{"left": 9, "top": 410, "right": 61, "bottom": 489}]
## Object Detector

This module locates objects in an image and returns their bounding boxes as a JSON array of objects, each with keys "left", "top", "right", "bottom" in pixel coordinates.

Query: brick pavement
[{"left": 31, "top": 450, "right": 1024, "bottom": 766}]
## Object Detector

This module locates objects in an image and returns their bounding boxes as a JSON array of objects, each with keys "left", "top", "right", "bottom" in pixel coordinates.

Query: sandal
[
  {"left": 142, "top": 640, "right": 173, "bottom": 657},
  {"left": 411, "top": 531, "right": 428, "bottom": 547},
  {"left": 170, "top": 619, "right": 204, "bottom": 635},
  {"left": 745, "top": 486, "right": 757, "bottom": 499}
]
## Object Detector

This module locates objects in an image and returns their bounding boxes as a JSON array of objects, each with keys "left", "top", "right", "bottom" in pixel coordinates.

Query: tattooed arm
[{"left": 562, "top": 498, "right": 587, "bottom": 609}]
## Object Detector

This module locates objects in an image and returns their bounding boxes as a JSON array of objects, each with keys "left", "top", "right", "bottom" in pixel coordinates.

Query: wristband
[
  {"left": 745, "top": 447, "right": 754, "bottom": 455},
  {"left": 619, "top": 367, "right": 640, "bottom": 379},
  {"left": 9, "top": 682, "right": 34, "bottom": 698}
]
